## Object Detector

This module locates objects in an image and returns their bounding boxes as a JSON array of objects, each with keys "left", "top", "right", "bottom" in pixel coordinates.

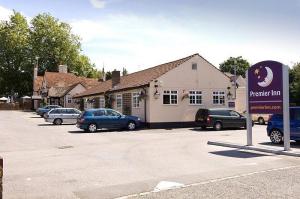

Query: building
[
  {"left": 224, "top": 72, "right": 247, "bottom": 113},
  {"left": 74, "top": 53, "right": 235, "bottom": 128},
  {"left": 32, "top": 65, "right": 99, "bottom": 109}
]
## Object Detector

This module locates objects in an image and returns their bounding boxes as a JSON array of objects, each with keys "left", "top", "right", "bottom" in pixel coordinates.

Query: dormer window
[{"left": 192, "top": 63, "right": 197, "bottom": 70}]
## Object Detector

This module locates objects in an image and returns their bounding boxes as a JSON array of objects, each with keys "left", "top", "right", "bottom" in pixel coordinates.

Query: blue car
[
  {"left": 267, "top": 107, "right": 300, "bottom": 144},
  {"left": 36, "top": 105, "right": 61, "bottom": 117},
  {"left": 76, "top": 108, "right": 141, "bottom": 132}
]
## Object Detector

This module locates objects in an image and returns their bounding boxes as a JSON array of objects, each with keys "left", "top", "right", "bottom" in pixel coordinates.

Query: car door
[
  {"left": 94, "top": 110, "right": 108, "bottom": 129},
  {"left": 229, "top": 110, "right": 245, "bottom": 128},
  {"left": 106, "top": 109, "right": 123, "bottom": 128}
]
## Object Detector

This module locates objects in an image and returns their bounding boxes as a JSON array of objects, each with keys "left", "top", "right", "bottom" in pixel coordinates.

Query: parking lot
[{"left": 1, "top": 111, "right": 300, "bottom": 199}]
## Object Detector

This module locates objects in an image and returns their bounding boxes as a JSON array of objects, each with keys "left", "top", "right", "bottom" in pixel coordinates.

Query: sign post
[{"left": 247, "top": 61, "right": 290, "bottom": 150}]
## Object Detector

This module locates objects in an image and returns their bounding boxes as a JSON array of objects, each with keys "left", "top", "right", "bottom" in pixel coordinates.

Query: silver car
[{"left": 44, "top": 108, "right": 81, "bottom": 125}]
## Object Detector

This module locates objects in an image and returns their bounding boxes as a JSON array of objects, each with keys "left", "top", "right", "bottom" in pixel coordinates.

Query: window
[
  {"left": 67, "top": 96, "right": 72, "bottom": 104},
  {"left": 66, "top": 109, "right": 76, "bottom": 114},
  {"left": 106, "top": 109, "right": 121, "bottom": 116},
  {"left": 229, "top": 111, "right": 240, "bottom": 117},
  {"left": 132, "top": 92, "right": 140, "bottom": 108},
  {"left": 116, "top": 94, "right": 122, "bottom": 108},
  {"left": 192, "top": 63, "right": 197, "bottom": 70},
  {"left": 213, "top": 91, "right": 225, "bottom": 105},
  {"left": 189, "top": 91, "right": 202, "bottom": 105},
  {"left": 163, "top": 90, "right": 178, "bottom": 105},
  {"left": 99, "top": 97, "right": 105, "bottom": 108},
  {"left": 94, "top": 110, "right": 105, "bottom": 116}
]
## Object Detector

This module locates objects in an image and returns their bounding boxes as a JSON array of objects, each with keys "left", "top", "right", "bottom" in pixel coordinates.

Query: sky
[{"left": 0, "top": 0, "right": 299, "bottom": 72}]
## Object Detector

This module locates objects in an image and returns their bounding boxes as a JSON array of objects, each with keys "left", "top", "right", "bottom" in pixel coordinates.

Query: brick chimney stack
[
  {"left": 112, "top": 70, "right": 120, "bottom": 88},
  {"left": 58, "top": 65, "right": 68, "bottom": 73}
]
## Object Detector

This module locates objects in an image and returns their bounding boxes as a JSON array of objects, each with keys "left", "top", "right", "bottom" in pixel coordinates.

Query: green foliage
[
  {"left": 0, "top": 11, "right": 32, "bottom": 96},
  {"left": 122, "top": 67, "right": 128, "bottom": 76},
  {"left": 289, "top": 63, "right": 300, "bottom": 105},
  {"left": 0, "top": 11, "right": 100, "bottom": 96},
  {"left": 219, "top": 56, "right": 250, "bottom": 77}
]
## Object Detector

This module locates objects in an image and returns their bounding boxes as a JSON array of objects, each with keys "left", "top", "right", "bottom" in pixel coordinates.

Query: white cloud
[
  {"left": 70, "top": 14, "right": 300, "bottom": 73},
  {"left": 89, "top": 0, "right": 106, "bottom": 8},
  {"left": 0, "top": 5, "right": 13, "bottom": 21}
]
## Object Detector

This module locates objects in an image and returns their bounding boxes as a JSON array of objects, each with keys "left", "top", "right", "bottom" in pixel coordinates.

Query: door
[
  {"left": 105, "top": 109, "right": 124, "bottom": 128},
  {"left": 229, "top": 110, "right": 245, "bottom": 128},
  {"left": 93, "top": 110, "right": 107, "bottom": 129}
]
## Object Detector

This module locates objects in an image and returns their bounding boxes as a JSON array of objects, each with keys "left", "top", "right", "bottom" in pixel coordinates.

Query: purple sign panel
[{"left": 248, "top": 61, "right": 283, "bottom": 114}]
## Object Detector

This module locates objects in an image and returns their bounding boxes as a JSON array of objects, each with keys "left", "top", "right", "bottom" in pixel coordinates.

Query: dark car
[
  {"left": 36, "top": 105, "right": 62, "bottom": 117},
  {"left": 195, "top": 108, "right": 248, "bottom": 130},
  {"left": 76, "top": 108, "right": 141, "bottom": 132},
  {"left": 267, "top": 107, "right": 300, "bottom": 144}
]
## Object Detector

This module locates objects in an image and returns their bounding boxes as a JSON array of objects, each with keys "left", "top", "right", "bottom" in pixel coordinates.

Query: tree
[
  {"left": 290, "top": 63, "right": 300, "bottom": 105},
  {"left": 122, "top": 67, "right": 128, "bottom": 76},
  {"left": 0, "top": 11, "right": 32, "bottom": 96},
  {"left": 219, "top": 56, "right": 250, "bottom": 77},
  {"left": 0, "top": 12, "right": 100, "bottom": 96}
]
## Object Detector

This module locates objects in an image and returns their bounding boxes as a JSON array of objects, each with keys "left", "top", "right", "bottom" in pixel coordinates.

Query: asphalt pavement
[{"left": 1, "top": 111, "right": 300, "bottom": 199}]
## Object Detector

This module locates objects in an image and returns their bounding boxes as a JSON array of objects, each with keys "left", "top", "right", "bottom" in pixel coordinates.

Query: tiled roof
[
  {"left": 48, "top": 83, "right": 85, "bottom": 98},
  {"left": 74, "top": 53, "right": 198, "bottom": 98},
  {"left": 44, "top": 72, "right": 98, "bottom": 89}
]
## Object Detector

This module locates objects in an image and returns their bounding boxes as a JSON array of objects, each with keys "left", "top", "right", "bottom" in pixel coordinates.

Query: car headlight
[{"left": 137, "top": 118, "right": 141, "bottom": 121}]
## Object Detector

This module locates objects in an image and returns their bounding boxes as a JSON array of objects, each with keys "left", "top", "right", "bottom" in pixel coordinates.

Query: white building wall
[
  {"left": 65, "top": 84, "right": 86, "bottom": 108},
  {"left": 148, "top": 55, "right": 232, "bottom": 123},
  {"left": 111, "top": 88, "right": 149, "bottom": 122}
]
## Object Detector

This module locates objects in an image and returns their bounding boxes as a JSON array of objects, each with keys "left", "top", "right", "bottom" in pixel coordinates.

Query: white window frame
[
  {"left": 163, "top": 90, "right": 178, "bottom": 105},
  {"left": 132, "top": 92, "right": 140, "bottom": 108},
  {"left": 213, "top": 91, "right": 225, "bottom": 105},
  {"left": 67, "top": 95, "right": 72, "bottom": 104},
  {"left": 116, "top": 94, "right": 122, "bottom": 109},
  {"left": 99, "top": 96, "right": 105, "bottom": 108},
  {"left": 189, "top": 90, "right": 202, "bottom": 105}
]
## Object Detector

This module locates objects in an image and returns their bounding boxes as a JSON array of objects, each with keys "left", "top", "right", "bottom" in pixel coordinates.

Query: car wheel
[
  {"left": 88, "top": 123, "right": 97, "bottom": 133},
  {"left": 270, "top": 129, "right": 283, "bottom": 144},
  {"left": 258, "top": 117, "right": 265, "bottom": 125},
  {"left": 214, "top": 122, "right": 222, "bottom": 131},
  {"left": 127, "top": 121, "right": 136, "bottom": 130},
  {"left": 54, "top": 118, "right": 62, "bottom": 125}
]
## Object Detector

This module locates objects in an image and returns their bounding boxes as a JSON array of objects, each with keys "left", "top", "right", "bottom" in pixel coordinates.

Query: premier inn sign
[{"left": 248, "top": 61, "right": 284, "bottom": 114}]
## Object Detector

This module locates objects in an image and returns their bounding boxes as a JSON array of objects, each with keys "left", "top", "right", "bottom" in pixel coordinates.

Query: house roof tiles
[{"left": 74, "top": 53, "right": 199, "bottom": 98}]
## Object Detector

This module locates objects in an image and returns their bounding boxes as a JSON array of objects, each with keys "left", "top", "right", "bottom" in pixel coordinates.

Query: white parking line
[{"left": 115, "top": 165, "right": 300, "bottom": 199}]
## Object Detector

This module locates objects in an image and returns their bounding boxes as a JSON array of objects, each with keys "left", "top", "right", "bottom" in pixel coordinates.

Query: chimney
[
  {"left": 112, "top": 70, "right": 120, "bottom": 87},
  {"left": 58, "top": 65, "right": 68, "bottom": 73}
]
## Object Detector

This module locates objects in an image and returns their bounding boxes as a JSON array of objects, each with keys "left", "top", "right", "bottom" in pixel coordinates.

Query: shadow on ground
[
  {"left": 210, "top": 149, "right": 270, "bottom": 158},
  {"left": 68, "top": 129, "right": 143, "bottom": 134},
  {"left": 38, "top": 123, "right": 75, "bottom": 126},
  {"left": 189, "top": 127, "right": 244, "bottom": 132},
  {"left": 30, "top": 116, "right": 42, "bottom": 118},
  {"left": 259, "top": 141, "right": 300, "bottom": 149}
]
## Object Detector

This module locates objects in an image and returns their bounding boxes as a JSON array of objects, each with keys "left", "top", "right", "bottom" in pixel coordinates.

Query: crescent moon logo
[{"left": 257, "top": 67, "right": 273, "bottom": 87}]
